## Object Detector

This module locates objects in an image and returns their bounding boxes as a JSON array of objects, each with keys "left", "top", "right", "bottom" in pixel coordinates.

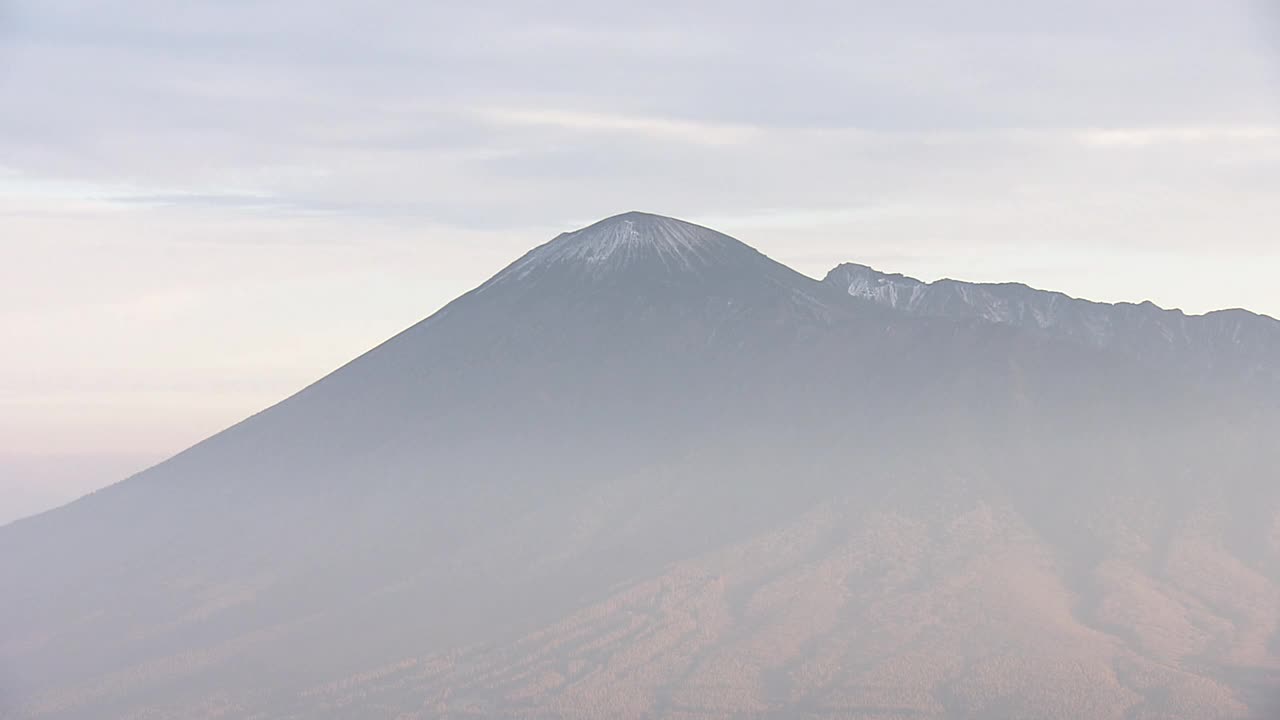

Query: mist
[
  {"left": 2, "top": 213, "right": 1278, "bottom": 718},
  {"left": 3, "top": 2, "right": 1280, "bottom": 718}
]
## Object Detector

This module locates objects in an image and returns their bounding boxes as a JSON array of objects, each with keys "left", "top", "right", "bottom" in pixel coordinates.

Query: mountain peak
[
  {"left": 485, "top": 211, "right": 769, "bottom": 289},
  {"left": 538, "top": 211, "right": 741, "bottom": 270}
]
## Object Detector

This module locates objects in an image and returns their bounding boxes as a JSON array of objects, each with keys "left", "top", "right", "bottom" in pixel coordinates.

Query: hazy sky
[{"left": 2, "top": 1, "right": 1279, "bottom": 520}]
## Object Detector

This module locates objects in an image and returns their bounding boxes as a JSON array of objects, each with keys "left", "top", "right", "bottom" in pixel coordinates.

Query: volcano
[{"left": 3, "top": 212, "right": 1279, "bottom": 719}]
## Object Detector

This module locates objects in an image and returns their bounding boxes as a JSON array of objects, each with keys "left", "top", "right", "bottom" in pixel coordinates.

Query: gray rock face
[{"left": 2, "top": 213, "right": 1278, "bottom": 720}]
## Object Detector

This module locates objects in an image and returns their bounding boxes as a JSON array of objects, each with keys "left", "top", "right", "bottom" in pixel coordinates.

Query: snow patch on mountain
[
  {"left": 824, "top": 262, "right": 1280, "bottom": 370},
  {"left": 489, "top": 212, "right": 751, "bottom": 285}
]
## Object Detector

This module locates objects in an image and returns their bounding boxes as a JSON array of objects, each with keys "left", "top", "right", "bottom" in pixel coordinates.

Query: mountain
[
  {"left": 2, "top": 212, "right": 1279, "bottom": 720},
  {"left": 824, "top": 262, "right": 1280, "bottom": 381}
]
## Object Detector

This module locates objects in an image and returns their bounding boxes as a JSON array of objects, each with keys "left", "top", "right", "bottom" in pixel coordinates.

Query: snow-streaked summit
[
  {"left": 469, "top": 211, "right": 839, "bottom": 323},
  {"left": 487, "top": 212, "right": 766, "bottom": 287}
]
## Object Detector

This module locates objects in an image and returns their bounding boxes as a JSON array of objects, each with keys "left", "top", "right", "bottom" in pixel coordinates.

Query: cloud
[
  {"left": 476, "top": 108, "right": 761, "bottom": 145},
  {"left": 1076, "top": 126, "right": 1280, "bottom": 147}
]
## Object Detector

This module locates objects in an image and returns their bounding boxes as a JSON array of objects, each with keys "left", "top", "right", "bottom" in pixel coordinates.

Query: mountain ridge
[
  {"left": 824, "top": 261, "right": 1278, "bottom": 323},
  {"left": 823, "top": 261, "right": 1280, "bottom": 379}
]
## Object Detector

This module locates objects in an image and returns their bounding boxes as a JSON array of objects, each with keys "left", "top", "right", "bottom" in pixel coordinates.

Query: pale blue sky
[{"left": 2, "top": 0, "right": 1280, "bottom": 522}]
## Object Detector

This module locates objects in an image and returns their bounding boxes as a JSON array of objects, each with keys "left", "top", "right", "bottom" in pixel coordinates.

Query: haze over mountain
[{"left": 3, "top": 212, "right": 1278, "bottom": 720}]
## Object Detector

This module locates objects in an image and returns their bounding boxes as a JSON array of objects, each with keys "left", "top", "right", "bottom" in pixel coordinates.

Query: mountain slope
[{"left": 2, "top": 213, "right": 1278, "bottom": 720}]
